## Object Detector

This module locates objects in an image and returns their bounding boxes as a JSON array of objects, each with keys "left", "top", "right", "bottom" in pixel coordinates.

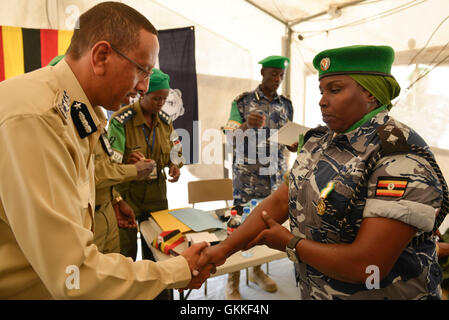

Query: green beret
[
  {"left": 313, "top": 45, "right": 395, "bottom": 79},
  {"left": 48, "top": 55, "right": 65, "bottom": 66},
  {"left": 147, "top": 68, "right": 170, "bottom": 94},
  {"left": 258, "top": 55, "right": 290, "bottom": 69}
]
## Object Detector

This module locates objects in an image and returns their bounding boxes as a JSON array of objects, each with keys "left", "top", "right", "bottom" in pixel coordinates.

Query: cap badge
[
  {"left": 284, "top": 60, "right": 289, "bottom": 67},
  {"left": 320, "top": 57, "right": 331, "bottom": 71}
]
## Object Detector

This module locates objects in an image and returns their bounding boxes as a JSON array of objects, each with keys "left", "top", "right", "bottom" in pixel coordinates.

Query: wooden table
[
  {"left": 140, "top": 217, "right": 286, "bottom": 277},
  {"left": 139, "top": 212, "right": 287, "bottom": 299}
]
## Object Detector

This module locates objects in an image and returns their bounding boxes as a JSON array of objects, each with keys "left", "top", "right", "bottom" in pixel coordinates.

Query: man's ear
[{"left": 90, "top": 41, "right": 111, "bottom": 76}]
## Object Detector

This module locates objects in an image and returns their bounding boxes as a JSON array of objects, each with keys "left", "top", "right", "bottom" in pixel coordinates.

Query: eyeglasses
[{"left": 110, "top": 45, "right": 152, "bottom": 80}]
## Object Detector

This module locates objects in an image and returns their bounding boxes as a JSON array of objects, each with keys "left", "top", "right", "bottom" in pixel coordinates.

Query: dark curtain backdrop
[{"left": 158, "top": 26, "right": 199, "bottom": 165}]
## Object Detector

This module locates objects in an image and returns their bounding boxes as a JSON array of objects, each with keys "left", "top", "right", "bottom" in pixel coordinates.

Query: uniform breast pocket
[
  {"left": 79, "top": 181, "right": 90, "bottom": 209},
  {"left": 79, "top": 179, "right": 94, "bottom": 230},
  {"left": 161, "top": 144, "right": 172, "bottom": 165},
  {"left": 278, "top": 109, "right": 288, "bottom": 127}
]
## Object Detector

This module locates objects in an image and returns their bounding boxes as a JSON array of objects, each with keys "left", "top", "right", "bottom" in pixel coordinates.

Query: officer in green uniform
[
  {"left": 94, "top": 125, "right": 156, "bottom": 253},
  {"left": 108, "top": 68, "right": 184, "bottom": 262}
]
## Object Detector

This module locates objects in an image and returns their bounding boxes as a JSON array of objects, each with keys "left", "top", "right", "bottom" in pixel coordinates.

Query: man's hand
[
  {"left": 113, "top": 200, "right": 137, "bottom": 229},
  {"left": 246, "top": 112, "right": 266, "bottom": 129},
  {"left": 127, "top": 151, "right": 145, "bottom": 164},
  {"left": 135, "top": 159, "right": 156, "bottom": 180},
  {"left": 246, "top": 211, "right": 293, "bottom": 252},
  {"left": 168, "top": 164, "right": 180, "bottom": 183},
  {"left": 180, "top": 242, "right": 215, "bottom": 289},
  {"left": 192, "top": 244, "right": 227, "bottom": 280},
  {"left": 286, "top": 142, "right": 299, "bottom": 153}
]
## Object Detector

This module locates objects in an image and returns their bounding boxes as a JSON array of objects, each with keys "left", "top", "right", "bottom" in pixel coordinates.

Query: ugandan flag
[
  {"left": 0, "top": 26, "right": 73, "bottom": 82},
  {"left": 375, "top": 176, "right": 409, "bottom": 198},
  {"left": 152, "top": 229, "right": 185, "bottom": 255}
]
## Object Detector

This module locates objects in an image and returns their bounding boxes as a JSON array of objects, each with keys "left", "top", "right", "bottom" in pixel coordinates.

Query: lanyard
[{"left": 142, "top": 125, "right": 156, "bottom": 154}]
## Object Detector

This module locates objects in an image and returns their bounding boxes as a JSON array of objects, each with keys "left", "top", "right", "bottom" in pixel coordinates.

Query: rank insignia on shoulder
[
  {"left": 100, "top": 133, "right": 114, "bottom": 156},
  {"left": 281, "top": 95, "right": 292, "bottom": 103},
  {"left": 54, "top": 90, "right": 71, "bottom": 124},
  {"left": 71, "top": 101, "right": 97, "bottom": 139},
  {"left": 159, "top": 110, "right": 172, "bottom": 125},
  {"left": 114, "top": 109, "right": 136, "bottom": 125},
  {"left": 234, "top": 91, "right": 250, "bottom": 102},
  {"left": 375, "top": 176, "right": 409, "bottom": 198}
]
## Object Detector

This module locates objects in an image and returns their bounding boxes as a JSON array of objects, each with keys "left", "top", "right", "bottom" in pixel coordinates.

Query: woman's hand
[{"left": 246, "top": 211, "right": 293, "bottom": 251}]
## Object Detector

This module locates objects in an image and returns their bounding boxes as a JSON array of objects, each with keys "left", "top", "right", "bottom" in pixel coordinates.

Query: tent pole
[{"left": 284, "top": 27, "right": 292, "bottom": 98}]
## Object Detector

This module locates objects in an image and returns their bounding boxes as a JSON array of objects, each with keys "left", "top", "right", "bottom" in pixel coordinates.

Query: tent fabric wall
[
  {"left": 0, "top": 0, "right": 448, "bottom": 197},
  {"left": 0, "top": 0, "right": 279, "bottom": 180}
]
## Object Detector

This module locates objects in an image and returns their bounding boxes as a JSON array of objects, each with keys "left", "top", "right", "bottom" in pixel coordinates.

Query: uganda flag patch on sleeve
[{"left": 375, "top": 176, "right": 409, "bottom": 198}]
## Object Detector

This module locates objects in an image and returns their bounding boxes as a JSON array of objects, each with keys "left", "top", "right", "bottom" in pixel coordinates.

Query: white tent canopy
[{"left": 1, "top": 0, "right": 448, "bottom": 209}]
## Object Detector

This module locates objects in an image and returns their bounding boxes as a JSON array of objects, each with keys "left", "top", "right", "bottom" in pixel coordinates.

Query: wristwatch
[
  {"left": 286, "top": 236, "right": 303, "bottom": 263},
  {"left": 111, "top": 195, "right": 123, "bottom": 206}
]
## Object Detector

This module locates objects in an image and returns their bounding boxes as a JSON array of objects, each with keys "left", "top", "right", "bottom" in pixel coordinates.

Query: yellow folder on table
[{"left": 150, "top": 208, "right": 192, "bottom": 233}]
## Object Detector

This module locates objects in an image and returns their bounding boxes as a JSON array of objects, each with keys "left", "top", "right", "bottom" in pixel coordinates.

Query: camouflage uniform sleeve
[
  {"left": 108, "top": 118, "right": 126, "bottom": 164},
  {"left": 282, "top": 96, "right": 294, "bottom": 121},
  {"left": 223, "top": 100, "right": 243, "bottom": 131},
  {"left": 363, "top": 153, "right": 442, "bottom": 232}
]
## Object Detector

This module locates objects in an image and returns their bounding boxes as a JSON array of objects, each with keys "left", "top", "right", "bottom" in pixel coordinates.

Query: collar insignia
[{"left": 71, "top": 101, "right": 97, "bottom": 139}]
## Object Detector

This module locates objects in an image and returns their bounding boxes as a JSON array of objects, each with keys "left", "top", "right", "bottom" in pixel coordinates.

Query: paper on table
[
  {"left": 268, "top": 121, "right": 309, "bottom": 146},
  {"left": 185, "top": 232, "right": 220, "bottom": 245},
  {"left": 169, "top": 208, "right": 226, "bottom": 232},
  {"left": 150, "top": 209, "right": 192, "bottom": 233}
]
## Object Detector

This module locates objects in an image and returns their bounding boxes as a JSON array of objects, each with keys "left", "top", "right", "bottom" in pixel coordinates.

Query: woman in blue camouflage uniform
[{"left": 196, "top": 45, "right": 448, "bottom": 299}]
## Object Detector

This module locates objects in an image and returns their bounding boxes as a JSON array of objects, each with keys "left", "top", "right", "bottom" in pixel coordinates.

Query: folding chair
[
  {"left": 187, "top": 178, "right": 233, "bottom": 296},
  {"left": 188, "top": 178, "right": 234, "bottom": 208}
]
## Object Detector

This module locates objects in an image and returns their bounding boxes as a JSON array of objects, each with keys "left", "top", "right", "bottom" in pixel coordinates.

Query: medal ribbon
[{"left": 320, "top": 181, "right": 336, "bottom": 199}]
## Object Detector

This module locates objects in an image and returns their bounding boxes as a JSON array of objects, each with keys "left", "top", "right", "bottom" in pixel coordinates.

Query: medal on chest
[{"left": 316, "top": 181, "right": 336, "bottom": 215}]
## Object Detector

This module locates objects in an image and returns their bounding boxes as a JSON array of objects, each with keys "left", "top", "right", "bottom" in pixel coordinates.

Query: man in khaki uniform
[
  {"left": 47, "top": 55, "right": 155, "bottom": 254},
  {"left": 94, "top": 125, "right": 156, "bottom": 253},
  {"left": 0, "top": 2, "right": 211, "bottom": 299}
]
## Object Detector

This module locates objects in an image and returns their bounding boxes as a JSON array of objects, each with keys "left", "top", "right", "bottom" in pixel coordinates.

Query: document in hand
[{"left": 268, "top": 121, "right": 309, "bottom": 146}]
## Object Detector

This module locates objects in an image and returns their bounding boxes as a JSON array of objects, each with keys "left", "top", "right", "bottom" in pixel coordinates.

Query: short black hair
[{"left": 67, "top": 1, "right": 158, "bottom": 59}]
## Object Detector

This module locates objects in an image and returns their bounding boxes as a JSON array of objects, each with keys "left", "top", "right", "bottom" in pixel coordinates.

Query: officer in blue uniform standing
[{"left": 223, "top": 55, "right": 298, "bottom": 299}]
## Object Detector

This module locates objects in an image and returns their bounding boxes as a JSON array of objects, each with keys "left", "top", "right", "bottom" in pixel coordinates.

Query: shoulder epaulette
[
  {"left": 113, "top": 107, "right": 136, "bottom": 125},
  {"left": 158, "top": 110, "right": 172, "bottom": 125},
  {"left": 233, "top": 91, "right": 251, "bottom": 103},
  {"left": 280, "top": 95, "right": 292, "bottom": 103},
  {"left": 304, "top": 125, "right": 328, "bottom": 144},
  {"left": 377, "top": 120, "right": 410, "bottom": 156}
]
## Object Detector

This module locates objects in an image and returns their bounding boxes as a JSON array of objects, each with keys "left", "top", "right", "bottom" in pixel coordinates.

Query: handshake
[
  {"left": 178, "top": 241, "right": 226, "bottom": 290},
  {"left": 178, "top": 210, "right": 294, "bottom": 290}
]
